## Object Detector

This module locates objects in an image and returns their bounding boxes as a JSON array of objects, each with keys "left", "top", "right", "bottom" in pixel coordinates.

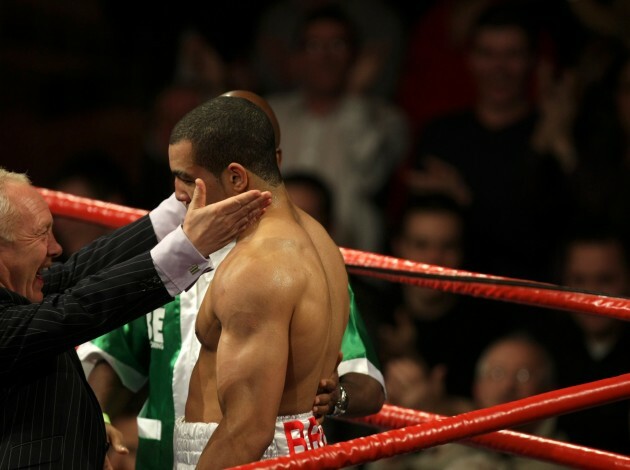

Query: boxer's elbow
[{"left": 245, "top": 425, "right": 275, "bottom": 459}]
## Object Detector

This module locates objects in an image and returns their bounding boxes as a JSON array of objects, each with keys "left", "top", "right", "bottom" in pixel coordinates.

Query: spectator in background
[
  {"left": 369, "top": 333, "right": 565, "bottom": 470},
  {"left": 444, "top": 333, "right": 566, "bottom": 470},
  {"left": 406, "top": 1, "right": 569, "bottom": 282},
  {"left": 383, "top": 352, "right": 474, "bottom": 417},
  {"left": 551, "top": 226, "right": 630, "bottom": 455},
  {"left": 267, "top": 5, "right": 409, "bottom": 253},
  {"left": 395, "top": 0, "right": 491, "bottom": 136},
  {"left": 376, "top": 194, "right": 506, "bottom": 401},
  {"left": 253, "top": 0, "right": 405, "bottom": 98},
  {"left": 284, "top": 172, "right": 335, "bottom": 234},
  {"left": 48, "top": 151, "right": 131, "bottom": 260},
  {"left": 564, "top": 50, "right": 630, "bottom": 234},
  {"left": 394, "top": 0, "right": 582, "bottom": 138}
]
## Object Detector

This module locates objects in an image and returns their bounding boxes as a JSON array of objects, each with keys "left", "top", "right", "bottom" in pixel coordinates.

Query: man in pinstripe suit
[{"left": 0, "top": 167, "right": 270, "bottom": 469}]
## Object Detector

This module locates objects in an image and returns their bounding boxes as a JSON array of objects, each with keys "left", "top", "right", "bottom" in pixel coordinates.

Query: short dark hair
[
  {"left": 170, "top": 96, "right": 280, "bottom": 184},
  {"left": 471, "top": 1, "right": 539, "bottom": 51},
  {"left": 396, "top": 193, "right": 467, "bottom": 237},
  {"left": 554, "top": 222, "right": 630, "bottom": 281}
]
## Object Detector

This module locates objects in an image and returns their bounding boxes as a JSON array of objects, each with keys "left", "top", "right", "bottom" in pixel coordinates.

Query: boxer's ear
[{"left": 225, "top": 163, "right": 248, "bottom": 192}]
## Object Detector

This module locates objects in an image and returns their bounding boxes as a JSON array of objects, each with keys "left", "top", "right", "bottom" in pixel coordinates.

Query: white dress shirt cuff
[
  {"left": 151, "top": 226, "right": 213, "bottom": 296},
  {"left": 149, "top": 193, "right": 186, "bottom": 241}
]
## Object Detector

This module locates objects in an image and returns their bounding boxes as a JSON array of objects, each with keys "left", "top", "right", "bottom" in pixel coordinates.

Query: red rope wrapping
[
  {"left": 39, "top": 189, "right": 630, "bottom": 469},
  {"left": 41, "top": 189, "right": 630, "bottom": 321},
  {"left": 232, "top": 374, "right": 630, "bottom": 469},
  {"left": 38, "top": 188, "right": 148, "bottom": 228},
  {"left": 342, "top": 248, "right": 630, "bottom": 321},
  {"left": 351, "top": 404, "right": 630, "bottom": 470}
]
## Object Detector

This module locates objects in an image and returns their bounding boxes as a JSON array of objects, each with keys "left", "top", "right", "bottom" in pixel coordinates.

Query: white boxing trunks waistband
[{"left": 173, "top": 412, "right": 326, "bottom": 469}]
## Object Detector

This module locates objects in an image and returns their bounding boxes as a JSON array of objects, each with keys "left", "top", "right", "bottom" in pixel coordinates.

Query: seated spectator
[
  {"left": 551, "top": 225, "right": 630, "bottom": 454},
  {"left": 376, "top": 194, "right": 507, "bottom": 400},
  {"left": 383, "top": 353, "right": 474, "bottom": 417},
  {"left": 444, "top": 333, "right": 567, "bottom": 470},
  {"left": 368, "top": 333, "right": 566, "bottom": 470},
  {"left": 266, "top": 4, "right": 409, "bottom": 253}
]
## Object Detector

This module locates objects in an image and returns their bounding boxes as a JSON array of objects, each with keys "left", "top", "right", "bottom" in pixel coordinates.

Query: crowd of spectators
[{"left": 5, "top": 0, "right": 630, "bottom": 466}]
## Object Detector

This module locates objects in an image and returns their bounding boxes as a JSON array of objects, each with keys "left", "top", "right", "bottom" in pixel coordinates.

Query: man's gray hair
[{"left": 0, "top": 168, "right": 31, "bottom": 242}]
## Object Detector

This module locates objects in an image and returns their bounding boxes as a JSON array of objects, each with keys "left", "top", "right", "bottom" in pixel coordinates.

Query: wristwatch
[{"left": 331, "top": 384, "right": 350, "bottom": 417}]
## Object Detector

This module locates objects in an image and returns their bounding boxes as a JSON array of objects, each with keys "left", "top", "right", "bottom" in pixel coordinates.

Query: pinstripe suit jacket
[{"left": 0, "top": 215, "right": 175, "bottom": 469}]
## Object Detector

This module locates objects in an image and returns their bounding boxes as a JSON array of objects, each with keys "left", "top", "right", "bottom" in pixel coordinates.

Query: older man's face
[{"left": 0, "top": 182, "right": 63, "bottom": 302}]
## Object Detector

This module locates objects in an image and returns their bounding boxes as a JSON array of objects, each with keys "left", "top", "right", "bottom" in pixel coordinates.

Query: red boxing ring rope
[
  {"left": 354, "top": 404, "right": 630, "bottom": 469},
  {"left": 40, "top": 189, "right": 630, "bottom": 469},
  {"left": 234, "top": 374, "right": 630, "bottom": 469},
  {"left": 38, "top": 188, "right": 149, "bottom": 228},
  {"left": 39, "top": 188, "right": 630, "bottom": 321},
  {"left": 342, "top": 248, "right": 630, "bottom": 321}
]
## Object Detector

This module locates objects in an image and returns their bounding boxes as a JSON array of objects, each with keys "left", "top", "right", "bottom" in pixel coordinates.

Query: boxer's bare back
[{"left": 186, "top": 190, "right": 349, "bottom": 463}]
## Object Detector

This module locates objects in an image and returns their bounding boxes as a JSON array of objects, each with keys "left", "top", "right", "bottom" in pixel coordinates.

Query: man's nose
[
  {"left": 48, "top": 232, "right": 63, "bottom": 259},
  {"left": 174, "top": 181, "right": 192, "bottom": 204}
]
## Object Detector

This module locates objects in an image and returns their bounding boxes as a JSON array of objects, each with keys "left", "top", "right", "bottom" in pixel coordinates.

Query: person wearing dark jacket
[{"left": 0, "top": 167, "right": 270, "bottom": 469}]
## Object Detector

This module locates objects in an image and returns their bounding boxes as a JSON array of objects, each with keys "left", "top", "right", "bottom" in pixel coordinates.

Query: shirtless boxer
[{"left": 168, "top": 96, "right": 349, "bottom": 469}]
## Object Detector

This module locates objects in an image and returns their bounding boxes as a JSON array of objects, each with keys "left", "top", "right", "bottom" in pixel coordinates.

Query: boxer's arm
[{"left": 197, "top": 260, "right": 295, "bottom": 469}]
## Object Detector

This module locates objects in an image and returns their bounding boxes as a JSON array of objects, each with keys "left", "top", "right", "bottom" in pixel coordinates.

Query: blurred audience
[
  {"left": 383, "top": 353, "right": 474, "bottom": 417},
  {"left": 567, "top": 0, "right": 630, "bottom": 50},
  {"left": 253, "top": 0, "right": 405, "bottom": 98},
  {"left": 395, "top": 0, "right": 582, "bottom": 138},
  {"left": 369, "top": 333, "right": 566, "bottom": 470},
  {"left": 284, "top": 171, "right": 335, "bottom": 233},
  {"left": 267, "top": 4, "right": 409, "bottom": 252},
  {"left": 375, "top": 194, "right": 507, "bottom": 400},
  {"left": 135, "top": 83, "right": 211, "bottom": 209},
  {"left": 444, "top": 333, "right": 566, "bottom": 470},
  {"left": 551, "top": 225, "right": 630, "bottom": 455},
  {"left": 48, "top": 151, "right": 131, "bottom": 261},
  {"left": 405, "top": 1, "right": 569, "bottom": 282},
  {"left": 565, "top": 50, "right": 630, "bottom": 235},
  {"left": 395, "top": 0, "right": 490, "bottom": 136}
]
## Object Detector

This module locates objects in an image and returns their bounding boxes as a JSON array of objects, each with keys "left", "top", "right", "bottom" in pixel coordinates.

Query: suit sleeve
[
  {"left": 0, "top": 248, "right": 174, "bottom": 378},
  {"left": 0, "top": 212, "right": 208, "bottom": 378},
  {"left": 42, "top": 215, "right": 159, "bottom": 295}
]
